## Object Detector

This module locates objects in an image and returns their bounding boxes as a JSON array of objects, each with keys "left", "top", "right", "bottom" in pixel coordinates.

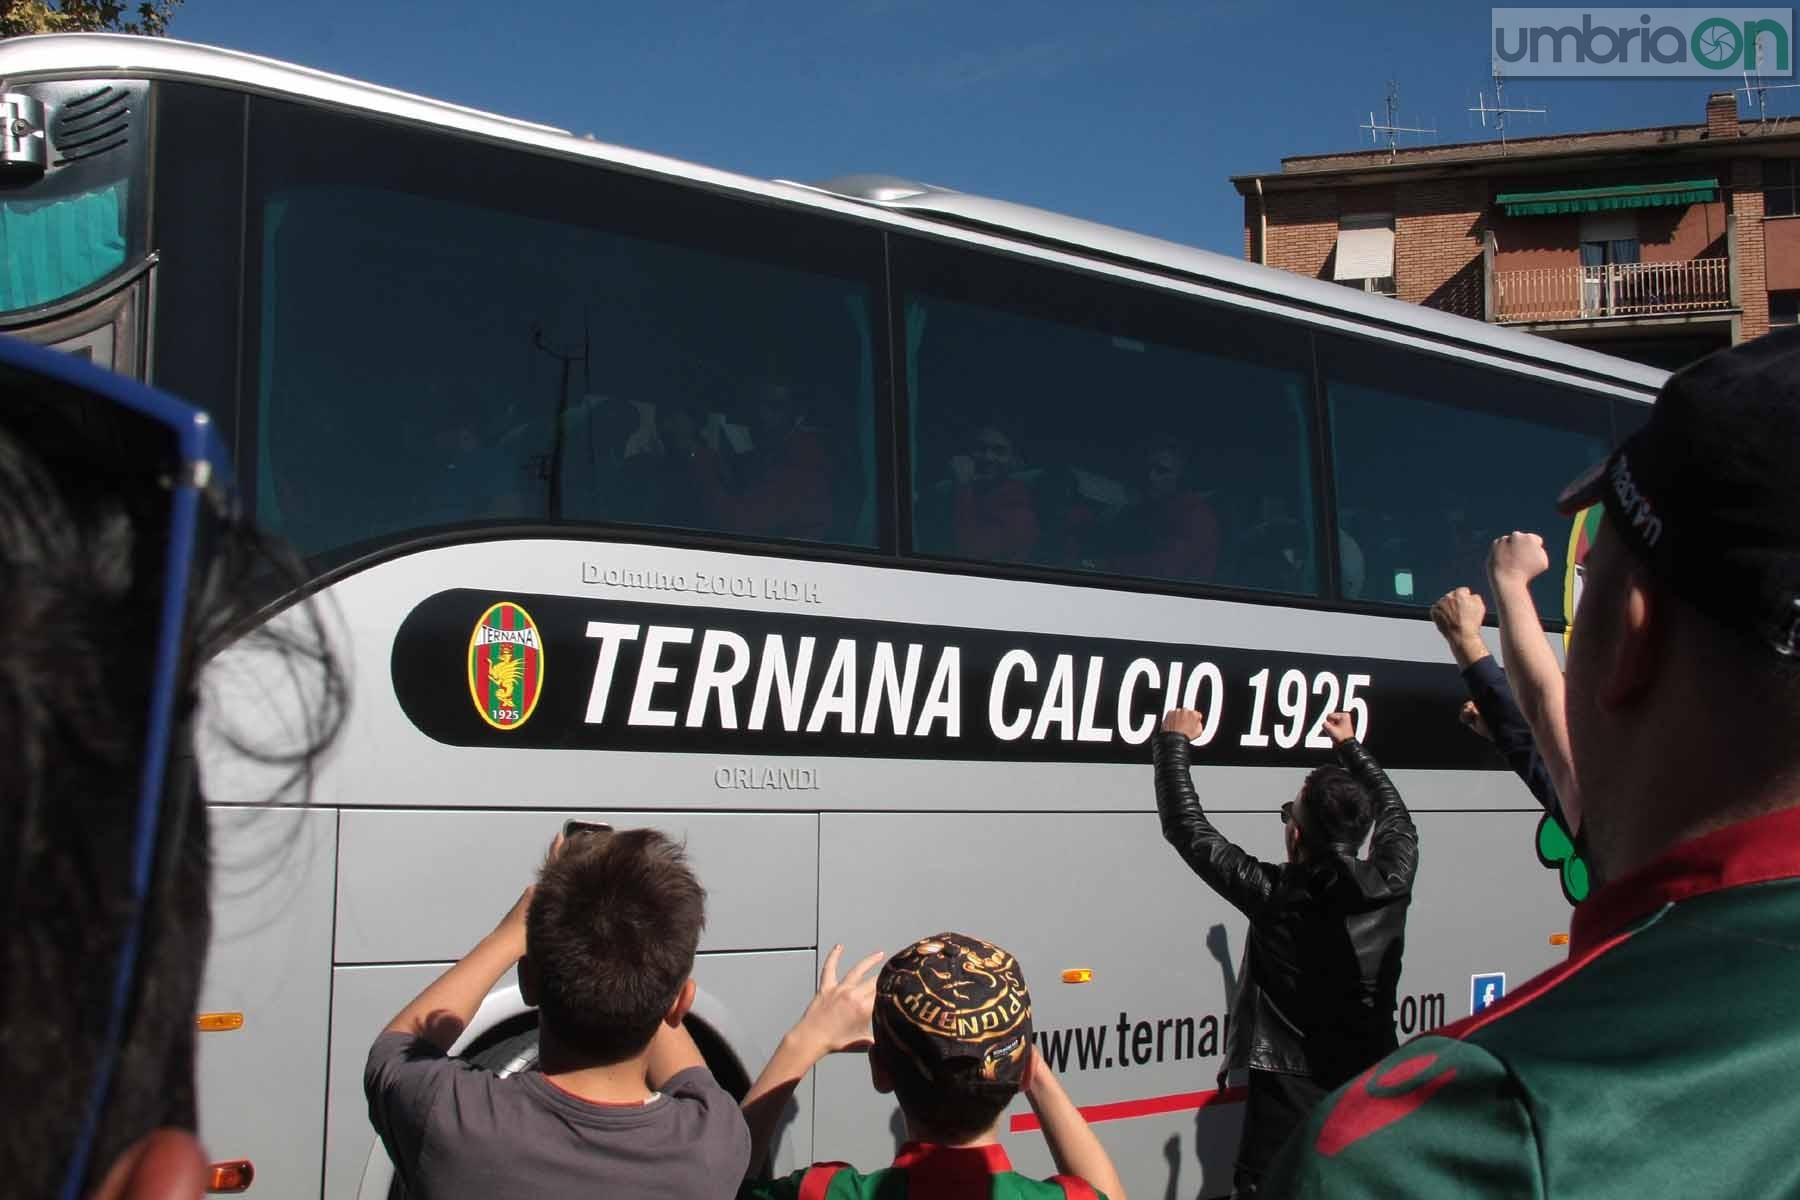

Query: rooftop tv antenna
[
  {"left": 1469, "top": 67, "right": 1546, "bottom": 151},
  {"left": 1738, "top": 34, "right": 1800, "bottom": 127},
  {"left": 1359, "top": 80, "right": 1436, "bottom": 159}
]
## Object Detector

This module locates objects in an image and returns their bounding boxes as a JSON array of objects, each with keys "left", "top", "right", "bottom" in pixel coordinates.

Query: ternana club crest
[{"left": 468, "top": 601, "right": 543, "bottom": 730}]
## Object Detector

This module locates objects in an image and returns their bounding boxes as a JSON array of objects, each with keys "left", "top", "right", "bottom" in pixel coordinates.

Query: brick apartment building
[{"left": 1233, "top": 91, "right": 1800, "bottom": 369}]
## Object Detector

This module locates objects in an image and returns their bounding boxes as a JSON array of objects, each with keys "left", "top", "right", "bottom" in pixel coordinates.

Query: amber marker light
[
  {"left": 196, "top": 1012, "right": 244, "bottom": 1032},
  {"left": 1060, "top": 969, "right": 1094, "bottom": 984},
  {"left": 1549, "top": 933, "right": 1570, "bottom": 946},
  {"left": 206, "top": 1160, "right": 254, "bottom": 1193}
]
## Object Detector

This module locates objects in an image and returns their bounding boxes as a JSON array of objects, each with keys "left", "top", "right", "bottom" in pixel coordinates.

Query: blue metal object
[{"left": 0, "top": 335, "right": 231, "bottom": 1200}]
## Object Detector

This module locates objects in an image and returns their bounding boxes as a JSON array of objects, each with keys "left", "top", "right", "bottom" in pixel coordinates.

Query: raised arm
[
  {"left": 739, "top": 945, "right": 883, "bottom": 1178},
  {"left": 1462, "top": 658, "right": 1566, "bottom": 824},
  {"left": 1432, "top": 587, "right": 1564, "bottom": 818},
  {"left": 1488, "top": 533, "right": 1583, "bottom": 832},
  {"left": 1323, "top": 712, "right": 1417, "bottom": 894},
  {"left": 382, "top": 885, "right": 531, "bottom": 1051},
  {"left": 1153, "top": 709, "right": 1277, "bottom": 918},
  {"left": 1024, "top": 1050, "right": 1127, "bottom": 1200}
]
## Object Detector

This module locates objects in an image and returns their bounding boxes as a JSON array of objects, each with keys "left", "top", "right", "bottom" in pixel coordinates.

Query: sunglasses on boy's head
[{"left": 0, "top": 335, "right": 230, "bottom": 1200}]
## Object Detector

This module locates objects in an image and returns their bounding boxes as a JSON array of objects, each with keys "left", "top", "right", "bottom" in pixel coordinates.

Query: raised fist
[
  {"left": 1458, "top": 700, "right": 1493, "bottom": 742},
  {"left": 1161, "top": 707, "right": 1205, "bottom": 742},
  {"left": 1431, "top": 587, "right": 1487, "bottom": 639},
  {"left": 1321, "top": 711, "right": 1355, "bottom": 746},
  {"left": 1489, "top": 531, "right": 1550, "bottom": 586}
]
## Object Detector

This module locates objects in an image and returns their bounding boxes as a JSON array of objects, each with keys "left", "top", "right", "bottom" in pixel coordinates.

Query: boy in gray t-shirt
[{"left": 365, "top": 829, "right": 748, "bottom": 1199}]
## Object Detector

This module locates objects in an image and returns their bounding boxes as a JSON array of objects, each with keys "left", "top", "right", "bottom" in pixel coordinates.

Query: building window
[
  {"left": 1772, "top": 292, "right": 1800, "bottom": 325},
  {"left": 1764, "top": 160, "right": 1800, "bottom": 217},
  {"left": 1332, "top": 213, "right": 1396, "bottom": 295}
]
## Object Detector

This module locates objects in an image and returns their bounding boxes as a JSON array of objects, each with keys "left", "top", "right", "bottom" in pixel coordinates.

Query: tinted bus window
[
  {"left": 244, "top": 100, "right": 885, "bottom": 562},
  {"left": 1320, "top": 335, "right": 1612, "bottom": 619},
  {"left": 897, "top": 238, "right": 1321, "bottom": 596}
]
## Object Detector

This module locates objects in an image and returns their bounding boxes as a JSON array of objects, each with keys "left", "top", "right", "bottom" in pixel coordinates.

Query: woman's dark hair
[{"left": 0, "top": 395, "right": 345, "bottom": 1197}]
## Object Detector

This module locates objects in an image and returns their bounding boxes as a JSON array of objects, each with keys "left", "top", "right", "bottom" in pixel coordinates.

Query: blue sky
[{"left": 171, "top": 2, "right": 1773, "bottom": 256}]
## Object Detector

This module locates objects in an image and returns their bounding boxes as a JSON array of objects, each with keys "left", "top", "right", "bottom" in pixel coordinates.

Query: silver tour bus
[{"left": 0, "top": 34, "right": 1663, "bottom": 1199}]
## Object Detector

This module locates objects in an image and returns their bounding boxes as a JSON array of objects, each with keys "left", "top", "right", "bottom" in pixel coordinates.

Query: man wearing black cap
[
  {"left": 738, "top": 935, "right": 1125, "bottom": 1200},
  {"left": 1264, "top": 331, "right": 1800, "bottom": 1197},
  {"left": 1153, "top": 708, "right": 1417, "bottom": 1198}
]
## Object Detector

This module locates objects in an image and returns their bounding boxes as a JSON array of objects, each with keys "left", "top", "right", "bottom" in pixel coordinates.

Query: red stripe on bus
[{"left": 1008, "top": 1085, "right": 1246, "bottom": 1133}]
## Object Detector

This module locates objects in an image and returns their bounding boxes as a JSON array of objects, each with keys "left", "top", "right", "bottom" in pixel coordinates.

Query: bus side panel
[
  {"left": 814, "top": 806, "right": 1566, "bottom": 1198},
  {"left": 323, "top": 950, "right": 817, "bottom": 1199},
  {"left": 1388, "top": 804, "right": 1572, "bottom": 1018},
  {"left": 197, "top": 806, "right": 338, "bottom": 1198},
  {"left": 333, "top": 810, "right": 818, "bottom": 962},
  {"left": 688, "top": 949, "right": 821, "bottom": 1174},
  {"left": 325, "top": 965, "right": 447, "bottom": 1200}
]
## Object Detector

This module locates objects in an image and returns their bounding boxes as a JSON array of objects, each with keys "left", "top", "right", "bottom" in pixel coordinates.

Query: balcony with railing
[{"left": 1491, "top": 257, "right": 1731, "bottom": 323}]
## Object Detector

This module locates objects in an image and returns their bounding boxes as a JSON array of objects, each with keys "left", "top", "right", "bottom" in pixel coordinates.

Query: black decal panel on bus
[{"left": 396, "top": 588, "right": 1498, "bottom": 770}]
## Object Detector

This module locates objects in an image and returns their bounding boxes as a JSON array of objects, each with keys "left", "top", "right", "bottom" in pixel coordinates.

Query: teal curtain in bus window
[{"left": 0, "top": 181, "right": 128, "bottom": 312}]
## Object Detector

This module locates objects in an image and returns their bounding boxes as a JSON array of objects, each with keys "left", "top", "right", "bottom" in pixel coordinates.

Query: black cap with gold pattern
[{"left": 873, "top": 933, "right": 1033, "bottom": 1088}]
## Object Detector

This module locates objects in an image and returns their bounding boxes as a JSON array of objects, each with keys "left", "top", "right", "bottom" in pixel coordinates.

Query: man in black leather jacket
[{"left": 1153, "top": 707, "right": 1418, "bottom": 1198}]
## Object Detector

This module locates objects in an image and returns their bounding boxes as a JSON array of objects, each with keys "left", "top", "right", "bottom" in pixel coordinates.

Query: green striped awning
[{"left": 1495, "top": 179, "right": 1718, "bottom": 216}]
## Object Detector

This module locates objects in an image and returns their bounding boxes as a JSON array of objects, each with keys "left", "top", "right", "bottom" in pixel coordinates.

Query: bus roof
[{"left": 0, "top": 33, "right": 1670, "bottom": 396}]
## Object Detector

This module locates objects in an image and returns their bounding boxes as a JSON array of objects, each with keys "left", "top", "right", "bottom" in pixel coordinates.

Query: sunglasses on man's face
[{"left": 1280, "top": 801, "right": 1296, "bottom": 824}]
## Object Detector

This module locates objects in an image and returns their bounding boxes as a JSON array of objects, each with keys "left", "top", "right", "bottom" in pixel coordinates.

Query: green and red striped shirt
[
  {"left": 747, "top": 1142, "right": 1106, "bottom": 1200},
  {"left": 1265, "top": 802, "right": 1800, "bottom": 1197}
]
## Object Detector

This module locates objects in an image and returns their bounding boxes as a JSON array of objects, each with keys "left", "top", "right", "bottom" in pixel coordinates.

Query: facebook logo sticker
[{"left": 1471, "top": 972, "right": 1507, "bottom": 1014}]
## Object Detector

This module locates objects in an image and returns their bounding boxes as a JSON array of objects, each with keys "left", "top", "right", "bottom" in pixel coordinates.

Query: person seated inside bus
[
  {"left": 419, "top": 414, "right": 532, "bottom": 527},
  {"left": 738, "top": 935, "right": 1126, "bottom": 1200},
  {"left": 944, "top": 421, "right": 1041, "bottom": 563},
  {"left": 583, "top": 395, "right": 712, "bottom": 531},
  {"left": 680, "top": 377, "right": 834, "bottom": 542},
  {"left": 364, "top": 828, "right": 749, "bottom": 1200},
  {"left": 1106, "top": 437, "right": 1220, "bottom": 582},
  {"left": 1233, "top": 495, "right": 1313, "bottom": 592}
]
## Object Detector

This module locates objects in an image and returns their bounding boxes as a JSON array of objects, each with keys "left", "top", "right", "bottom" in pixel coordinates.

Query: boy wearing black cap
[
  {"left": 1266, "top": 329, "right": 1800, "bottom": 1196},
  {"left": 740, "top": 935, "right": 1125, "bottom": 1200}
]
